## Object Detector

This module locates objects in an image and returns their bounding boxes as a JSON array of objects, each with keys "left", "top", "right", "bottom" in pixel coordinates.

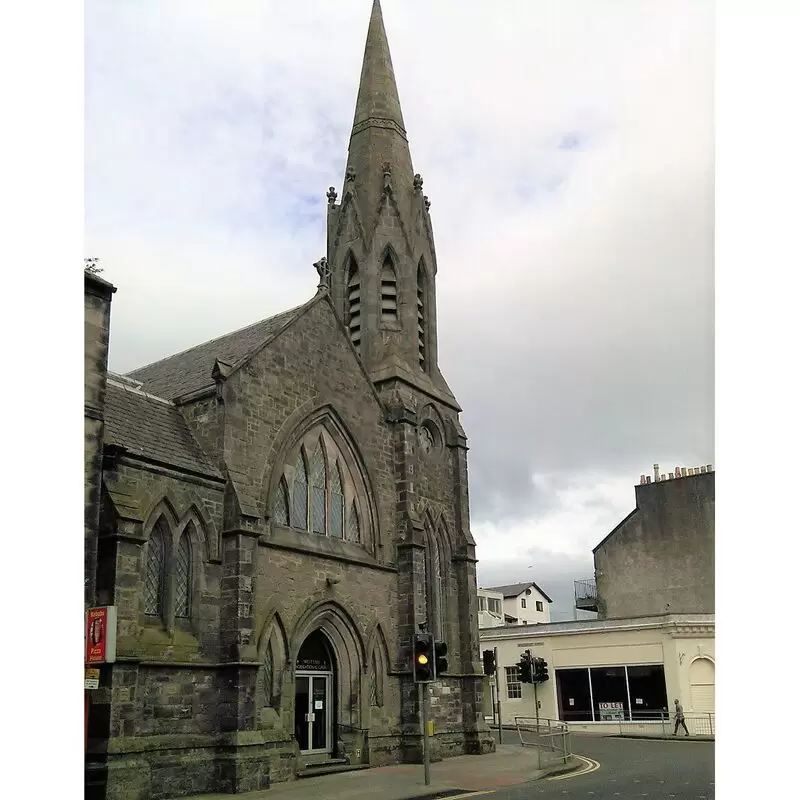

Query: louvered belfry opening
[
  {"left": 417, "top": 261, "right": 426, "bottom": 368},
  {"left": 380, "top": 253, "right": 398, "bottom": 325},
  {"left": 347, "top": 255, "right": 361, "bottom": 352}
]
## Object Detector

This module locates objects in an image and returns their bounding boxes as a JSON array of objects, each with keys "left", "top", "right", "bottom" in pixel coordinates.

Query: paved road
[{"left": 490, "top": 732, "right": 714, "bottom": 800}]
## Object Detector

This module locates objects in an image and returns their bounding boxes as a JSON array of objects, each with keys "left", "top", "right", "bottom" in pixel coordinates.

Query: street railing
[
  {"left": 615, "top": 710, "right": 715, "bottom": 738},
  {"left": 514, "top": 717, "right": 572, "bottom": 769}
]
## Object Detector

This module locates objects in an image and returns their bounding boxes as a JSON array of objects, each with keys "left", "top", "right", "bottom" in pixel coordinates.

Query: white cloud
[{"left": 85, "top": 0, "right": 713, "bottom": 613}]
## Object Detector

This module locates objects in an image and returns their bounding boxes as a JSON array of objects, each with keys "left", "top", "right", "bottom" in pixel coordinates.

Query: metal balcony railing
[{"left": 574, "top": 578, "right": 598, "bottom": 612}]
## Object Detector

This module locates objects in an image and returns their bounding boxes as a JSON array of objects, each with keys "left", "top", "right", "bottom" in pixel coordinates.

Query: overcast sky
[{"left": 85, "top": 0, "right": 714, "bottom": 619}]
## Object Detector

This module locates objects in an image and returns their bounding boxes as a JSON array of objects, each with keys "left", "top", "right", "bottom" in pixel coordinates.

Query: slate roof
[
  {"left": 103, "top": 379, "right": 222, "bottom": 479},
  {"left": 483, "top": 581, "right": 554, "bottom": 603},
  {"left": 126, "top": 301, "right": 312, "bottom": 400}
]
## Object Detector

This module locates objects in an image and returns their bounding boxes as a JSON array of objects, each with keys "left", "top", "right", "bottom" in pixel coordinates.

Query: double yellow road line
[{"left": 548, "top": 754, "right": 601, "bottom": 781}]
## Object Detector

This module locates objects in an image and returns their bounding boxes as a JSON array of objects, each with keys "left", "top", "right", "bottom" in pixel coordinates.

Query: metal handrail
[{"left": 514, "top": 716, "right": 571, "bottom": 769}]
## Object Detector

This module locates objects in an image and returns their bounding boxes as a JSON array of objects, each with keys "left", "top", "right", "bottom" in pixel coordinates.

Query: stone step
[{"left": 296, "top": 761, "right": 370, "bottom": 778}]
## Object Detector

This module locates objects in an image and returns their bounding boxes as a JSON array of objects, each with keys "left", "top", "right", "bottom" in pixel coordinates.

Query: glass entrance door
[{"left": 294, "top": 673, "right": 331, "bottom": 754}]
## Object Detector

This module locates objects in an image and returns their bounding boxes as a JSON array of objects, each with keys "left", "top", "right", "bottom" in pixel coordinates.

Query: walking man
[{"left": 673, "top": 699, "right": 690, "bottom": 736}]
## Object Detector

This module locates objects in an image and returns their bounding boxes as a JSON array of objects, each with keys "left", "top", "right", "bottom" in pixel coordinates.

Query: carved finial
[
  {"left": 382, "top": 161, "right": 392, "bottom": 192},
  {"left": 313, "top": 257, "right": 331, "bottom": 290},
  {"left": 423, "top": 195, "right": 431, "bottom": 211},
  {"left": 345, "top": 167, "right": 356, "bottom": 183},
  {"left": 326, "top": 186, "right": 338, "bottom": 205},
  {"left": 413, "top": 173, "right": 423, "bottom": 193}
]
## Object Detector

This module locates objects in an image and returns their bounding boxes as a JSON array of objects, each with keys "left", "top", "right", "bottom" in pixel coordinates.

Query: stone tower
[
  {"left": 326, "top": 0, "right": 458, "bottom": 411},
  {"left": 326, "top": 0, "right": 490, "bottom": 761}
]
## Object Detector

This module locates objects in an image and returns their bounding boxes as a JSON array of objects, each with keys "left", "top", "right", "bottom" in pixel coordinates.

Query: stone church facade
[{"left": 84, "top": 3, "right": 494, "bottom": 798}]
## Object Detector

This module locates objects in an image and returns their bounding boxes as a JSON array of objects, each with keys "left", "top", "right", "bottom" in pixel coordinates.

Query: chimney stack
[{"left": 653, "top": 463, "right": 660, "bottom": 481}]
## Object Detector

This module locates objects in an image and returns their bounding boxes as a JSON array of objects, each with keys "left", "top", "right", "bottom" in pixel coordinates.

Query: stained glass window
[
  {"left": 175, "top": 529, "right": 192, "bottom": 618},
  {"left": 144, "top": 520, "right": 167, "bottom": 616},
  {"left": 346, "top": 501, "right": 360, "bottom": 543},
  {"left": 331, "top": 464, "right": 344, "bottom": 539},
  {"left": 310, "top": 442, "right": 327, "bottom": 534},
  {"left": 273, "top": 477, "right": 290, "bottom": 526},
  {"left": 291, "top": 451, "right": 309, "bottom": 530}
]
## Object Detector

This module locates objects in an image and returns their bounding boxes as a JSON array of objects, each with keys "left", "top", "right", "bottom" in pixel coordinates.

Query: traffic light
[
  {"left": 482, "top": 649, "right": 496, "bottom": 676},
  {"left": 413, "top": 633, "right": 434, "bottom": 682},
  {"left": 518, "top": 649, "right": 533, "bottom": 683},
  {"left": 434, "top": 641, "right": 448, "bottom": 676},
  {"left": 538, "top": 658, "right": 549, "bottom": 683}
]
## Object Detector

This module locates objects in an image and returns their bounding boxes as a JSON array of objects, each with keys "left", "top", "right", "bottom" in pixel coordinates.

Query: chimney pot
[
  {"left": 700, "top": 466, "right": 706, "bottom": 473},
  {"left": 707, "top": 463, "right": 712, "bottom": 471},
  {"left": 646, "top": 476, "right": 651, "bottom": 484},
  {"left": 660, "top": 474, "right": 666, "bottom": 481},
  {"left": 669, "top": 472, "right": 674, "bottom": 479},
  {"left": 640, "top": 474, "right": 646, "bottom": 484}
]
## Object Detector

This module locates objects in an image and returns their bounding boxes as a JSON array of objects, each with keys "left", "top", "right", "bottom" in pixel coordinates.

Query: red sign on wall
[{"left": 85, "top": 606, "right": 117, "bottom": 664}]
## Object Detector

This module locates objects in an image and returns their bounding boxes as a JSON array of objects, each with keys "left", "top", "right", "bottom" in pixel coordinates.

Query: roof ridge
[
  {"left": 107, "top": 377, "right": 173, "bottom": 406},
  {"left": 126, "top": 298, "right": 310, "bottom": 378}
]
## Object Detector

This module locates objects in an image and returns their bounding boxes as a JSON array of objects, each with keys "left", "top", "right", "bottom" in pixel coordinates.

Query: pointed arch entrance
[{"left": 294, "top": 630, "right": 336, "bottom": 756}]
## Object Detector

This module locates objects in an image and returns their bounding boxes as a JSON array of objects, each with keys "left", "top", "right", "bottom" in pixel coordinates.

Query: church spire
[
  {"left": 325, "top": 1, "right": 459, "bottom": 411},
  {"left": 345, "top": 0, "right": 414, "bottom": 216}
]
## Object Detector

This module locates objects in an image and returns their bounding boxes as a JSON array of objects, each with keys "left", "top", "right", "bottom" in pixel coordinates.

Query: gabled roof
[
  {"left": 127, "top": 298, "right": 315, "bottom": 400},
  {"left": 484, "top": 581, "right": 554, "bottom": 604},
  {"left": 103, "top": 379, "right": 222, "bottom": 479}
]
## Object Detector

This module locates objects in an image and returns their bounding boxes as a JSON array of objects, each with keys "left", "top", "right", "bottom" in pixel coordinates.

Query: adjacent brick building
[{"left": 84, "top": 3, "right": 493, "bottom": 798}]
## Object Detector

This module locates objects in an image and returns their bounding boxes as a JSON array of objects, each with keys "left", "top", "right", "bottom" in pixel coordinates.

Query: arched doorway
[
  {"left": 689, "top": 657, "right": 715, "bottom": 713},
  {"left": 294, "top": 630, "right": 336, "bottom": 756}
]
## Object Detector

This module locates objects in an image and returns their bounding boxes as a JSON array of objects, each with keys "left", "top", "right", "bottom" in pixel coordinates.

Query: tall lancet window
[
  {"left": 347, "top": 255, "right": 361, "bottom": 353},
  {"left": 144, "top": 518, "right": 168, "bottom": 617},
  {"left": 380, "top": 253, "right": 398, "bottom": 325},
  {"left": 175, "top": 527, "right": 192, "bottom": 619},
  {"left": 330, "top": 463, "right": 344, "bottom": 539},
  {"left": 417, "top": 261, "right": 427, "bottom": 369},
  {"left": 310, "top": 440, "right": 327, "bottom": 535},
  {"left": 291, "top": 450, "right": 309, "bottom": 530}
]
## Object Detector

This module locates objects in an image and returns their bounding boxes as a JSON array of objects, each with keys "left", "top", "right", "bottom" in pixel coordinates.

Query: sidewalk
[{"left": 169, "top": 745, "right": 581, "bottom": 800}]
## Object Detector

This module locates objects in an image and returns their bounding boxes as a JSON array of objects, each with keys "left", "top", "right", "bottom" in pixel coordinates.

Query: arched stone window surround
[
  {"left": 417, "top": 404, "right": 445, "bottom": 456},
  {"left": 422, "top": 511, "right": 448, "bottom": 641},
  {"left": 266, "top": 407, "right": 380, "bottom": 557},
  {"left": 140, "top": 498, "right": 208, "bottom": 634},
  {"left": 290, "top": 599, "right": 367, "bottom": 733},
  {"left": 256, "top": 610, "right": 290, "bottom": 714},
  {"left": 365, "top": 622, "right": 390, "bottom": 709}
]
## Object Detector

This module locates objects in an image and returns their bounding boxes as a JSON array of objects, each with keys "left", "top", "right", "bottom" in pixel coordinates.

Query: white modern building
[
  {"left": 479, "top": 582, "right": 553, "bottom": 626},
  {"left": 479, "top": 613, "right": 715, "bottom": 735}
]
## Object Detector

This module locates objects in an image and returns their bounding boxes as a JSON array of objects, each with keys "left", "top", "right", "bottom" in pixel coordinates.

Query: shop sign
[
  {"left": 85, "top": 668, "right": 100, "bottom": 690},
  {"left": 598, "top": 701, "right": 625, "bottom": 721},
  {"left": 85, "top": 606, "right": 117, "bottom": 664}
]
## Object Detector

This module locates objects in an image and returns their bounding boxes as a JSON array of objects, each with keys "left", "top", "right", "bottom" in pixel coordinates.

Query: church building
[{"left": 84, "top": 2, "right": 494, "bottom": 798}]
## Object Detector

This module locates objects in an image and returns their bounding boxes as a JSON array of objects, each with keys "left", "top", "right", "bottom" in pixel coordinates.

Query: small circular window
[{"left": 419, "top": 426, "right": 434, "bottom": 453}]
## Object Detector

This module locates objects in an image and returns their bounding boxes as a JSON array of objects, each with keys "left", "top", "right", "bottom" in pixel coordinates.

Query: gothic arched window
[
  {"left": 175, "top": 529, "right": 192, "bottom": 618},
  {"left": 330, "top": 463, "right": 344, "bottom": 539},
  {"left": 291, "top": 450, "right": 309, "bottom": 530},
  {"left": 144, "top": 518, "right": 168, "bottom": 616},
  {"left": 423, "top": 524, "right": 445, "bottom": 639},
  {"left": 310, "top": 441, "right": 327, "bottom": 535},
  {"left": 380, "top": 253, "right": 398, "bottom": 325},
  {"left": 271, "top": 423, "right": 371, "bottom": 549},
  {"left": 347, "top": 255, "right": 361, "bottom": 353},
  {"left": 273, "top": 476, "right": 290, "bottom": 527}
]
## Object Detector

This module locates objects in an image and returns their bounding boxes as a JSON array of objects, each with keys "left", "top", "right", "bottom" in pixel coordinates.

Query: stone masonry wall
[{"left": 594, "top": 472, "right": 715, "bottom": 618}]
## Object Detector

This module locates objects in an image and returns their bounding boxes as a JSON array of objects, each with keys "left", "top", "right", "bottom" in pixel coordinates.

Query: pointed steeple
[
  {"left": 325, "top": 0, "right": 459, "bottom": 412},
  {"left": 345, "top": 0, "right": 415, "bottom": 217},
  {"left": 352, "top": 0, "right": 406, "bottom": 137}
]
